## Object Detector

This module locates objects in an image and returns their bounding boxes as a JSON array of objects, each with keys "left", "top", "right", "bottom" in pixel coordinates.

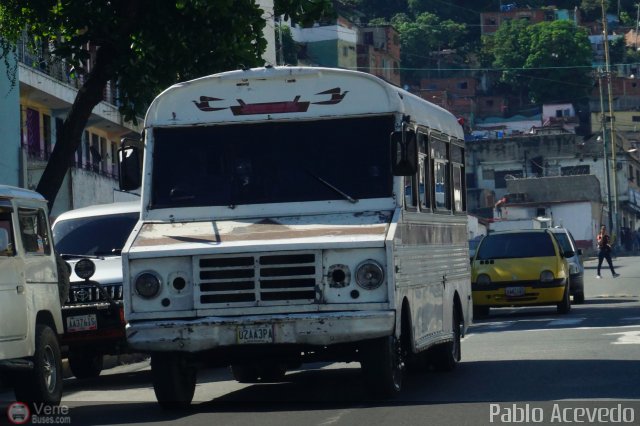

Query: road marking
[{"left": 605, "top": 330, "right": 640, "bottom": 344}]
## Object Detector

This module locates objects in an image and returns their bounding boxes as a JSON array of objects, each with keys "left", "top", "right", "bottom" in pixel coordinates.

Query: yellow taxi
[{"left": 471, "top": 229, "right": 571, "bottom": 317}]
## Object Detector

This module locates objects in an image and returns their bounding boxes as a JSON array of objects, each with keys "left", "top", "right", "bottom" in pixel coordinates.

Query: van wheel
[
  {"left": 68, "top": 349, "right": 103, "bottom": 379},
  {"left": 431, "top": 307, "right": 462, "bottom": 371},
  {"left": 151, "top": 353, "right": 197, "bottom": 409},
  {"left": 14, "top": 325, "right": 63, "bottom": 406},
  {"left": 557, "top": 284, "right": 571, "bottom": 314},
  {"left": 573, "top": 291, "right": 585, "bottom": 304},
  {"left": 361, "top": 336, "right": 404, "bottom": 398}
]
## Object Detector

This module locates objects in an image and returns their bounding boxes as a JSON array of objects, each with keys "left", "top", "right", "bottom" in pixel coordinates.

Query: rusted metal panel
[{"left": 132, "top": 212, "right": 391, "bottom": 249}]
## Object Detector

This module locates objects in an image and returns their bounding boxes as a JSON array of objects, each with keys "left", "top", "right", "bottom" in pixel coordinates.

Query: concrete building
[
  {"left": 293, "top": 16, "right": 358, "bottom": 70},
  {"left": 357, "top": 25, "right": 401, "bottom": 86}
]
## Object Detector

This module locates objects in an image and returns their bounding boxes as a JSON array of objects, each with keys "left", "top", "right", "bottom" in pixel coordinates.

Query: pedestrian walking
[{"left": 596, "top": 225, "right": 619, "bottom": 278}]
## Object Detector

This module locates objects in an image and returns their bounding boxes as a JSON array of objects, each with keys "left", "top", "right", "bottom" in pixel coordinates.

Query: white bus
[{"left": 118, "top": 66, "right": 472, "bottom": 408}]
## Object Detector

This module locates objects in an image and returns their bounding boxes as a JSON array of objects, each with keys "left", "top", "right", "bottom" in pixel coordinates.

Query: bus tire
[
  {"left": 230, "top": 364, "right": 259, "bottom": 383},
  {"left": 431, "top": 307, "right": 461, "bottom": 372},
  {"left": 13, "top": 325, "right": 63, "bottom": 406},
  {"left": 68, "top": 349, "right": 103, "bottom": 379},
  {"left": 151, "top": 353, "right": 196, "bottom": 409},
  {"left": 557, "top": 283, "right": 571, "bottom": 314},
  {"left": 258, "top": 363, "right": 287, "bottom": 382},
  {"left": 361, "top": 336, "right": 403, "bottom": 398}
]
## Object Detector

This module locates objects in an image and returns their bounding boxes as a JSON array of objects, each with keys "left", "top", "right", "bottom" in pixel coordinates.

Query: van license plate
[
  {"left": 505, "top": 287, "right": 525, "bottom": 297},
  {"left": 66, "top": 314, "right": 98, "bottom": 332},
  {"left": 237, "top": 325, "right": 274, "bottom": 344}
]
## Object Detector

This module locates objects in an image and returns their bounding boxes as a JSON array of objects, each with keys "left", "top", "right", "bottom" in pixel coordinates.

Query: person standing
[{"left": 596, "top": 225, "right": 619, "bottom": 278}]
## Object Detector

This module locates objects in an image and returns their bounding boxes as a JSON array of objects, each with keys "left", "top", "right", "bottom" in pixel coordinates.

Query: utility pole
[
  {"left": 598, "top": 70, "right": 614, "bottom": 233},
  {"left": 602, "top": 0, "right": 620, "bottom": 243}
]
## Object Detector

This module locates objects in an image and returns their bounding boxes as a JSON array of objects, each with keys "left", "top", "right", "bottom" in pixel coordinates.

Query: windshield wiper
[{"left": 307, "top": 170, "right": 358, "bottom": 204}]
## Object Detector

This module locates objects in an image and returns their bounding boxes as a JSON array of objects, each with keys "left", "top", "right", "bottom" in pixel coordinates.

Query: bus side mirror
[
  {"left": 118, "top": 138, "right": 142, "bottom": 191},
  {"left": 391, "top": 129, "right": 417, "bottom": 176}
]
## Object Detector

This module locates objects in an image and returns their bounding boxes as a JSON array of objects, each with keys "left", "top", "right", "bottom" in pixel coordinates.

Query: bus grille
[{"left": 197, "top": 251, "right": 318, "bottom": 307}]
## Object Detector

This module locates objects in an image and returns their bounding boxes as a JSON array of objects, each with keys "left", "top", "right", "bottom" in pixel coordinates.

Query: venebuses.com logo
[{"left": 6, "top": 401, "right": 71, "bottom": 424}]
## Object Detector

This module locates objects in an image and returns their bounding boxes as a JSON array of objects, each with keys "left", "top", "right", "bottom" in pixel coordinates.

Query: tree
[
  {"left": 391, "top": 12, "right": 468, "bottom": 84},
  {"left": 485, "top": 19, "right": 592, "bottom": 104},
  {"left": 275, "top": 24, "right": 298, "bottom": 65},
  {"left": 0, "top": 0, "right": 332, "bottom": 208}
]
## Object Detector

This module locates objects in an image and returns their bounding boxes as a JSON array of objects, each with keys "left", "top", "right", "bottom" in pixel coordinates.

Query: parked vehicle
[
  {"left": 52, "top": 202, "right": 139, "bottom": 378},
  {"left": 549, "top": 227, "right": 584, "bottom": 304},
  {"left": 0, "top": 185, "right": 64, "bottom": 405},
  {"left": 471, "top": 229, "right": 572, "bottom": 317},
  {"left": 118, "top": 66, "right": 472, "bottom": 408}
]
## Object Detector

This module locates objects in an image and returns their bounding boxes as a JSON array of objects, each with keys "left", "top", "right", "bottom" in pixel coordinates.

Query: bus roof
[{"left": 145, "top": 66, "right": 464, "bottom": 140}]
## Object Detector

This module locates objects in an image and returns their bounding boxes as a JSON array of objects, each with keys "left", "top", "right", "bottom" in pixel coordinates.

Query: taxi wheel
[
  {"left": 361, "top": 336, "right": 404, "bottom": 398},
  {"left": 13, "top": 325, "right": 63, "bottom": 406},
  {"left": 68, "top": 349, "right": 103, "bottom": 379},
  {"left": 151, "top": 353, "right": 197, "bottom": 409},
  {"left": 557, "top": 284, "right": 571, "bottom": 314}
]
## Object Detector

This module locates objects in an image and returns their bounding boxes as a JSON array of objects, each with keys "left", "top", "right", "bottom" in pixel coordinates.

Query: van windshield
[
  {"left": 476, "top": 232, "right": 556, "bottom": 259},
  {"left": 150, "top": 116, "right": 394, "bottom": 208},
  {"left": 53, "top": 213, "right": 138, "bottom": 257}
]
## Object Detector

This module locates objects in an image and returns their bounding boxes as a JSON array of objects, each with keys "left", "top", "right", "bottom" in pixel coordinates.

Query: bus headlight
[
  {"left": 355, "top": 260, "right": 384, "bottom": 290},
  {"left": 135, "top": 272, "right": 161, "bottom": 298},
  {"left": 540, "top": 270, "right": 554, "bottom": 283}
]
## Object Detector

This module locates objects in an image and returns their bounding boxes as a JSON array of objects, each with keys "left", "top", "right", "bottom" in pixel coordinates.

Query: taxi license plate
[
  {"left": 66, "top": 314, "right": 98, "bottom": 332},
  {"left": 236, "top": 325, "right": 274, "bottom": 344},
  {"left": 505, "top": 286, "right": 525, "bottom": 297}
]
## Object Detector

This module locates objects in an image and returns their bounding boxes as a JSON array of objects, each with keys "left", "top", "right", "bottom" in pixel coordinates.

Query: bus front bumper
[{"left": 125, "top": 310, "right": 395, "bottom": 352}]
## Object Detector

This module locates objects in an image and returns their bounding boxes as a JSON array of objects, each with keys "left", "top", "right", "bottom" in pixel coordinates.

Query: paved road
[{"left": 2, "top": 256, "right": 639, "bottom": 425}]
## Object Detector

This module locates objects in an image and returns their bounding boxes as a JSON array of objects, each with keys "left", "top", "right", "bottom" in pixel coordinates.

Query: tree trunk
[{"left": 36, "top": 45, "right": 117, "bottom": 210}]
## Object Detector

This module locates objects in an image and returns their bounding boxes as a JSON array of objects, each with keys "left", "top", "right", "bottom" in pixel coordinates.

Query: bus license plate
[
  {"left": 505, "top": 287, "right": 525, "bottom": 297},
  {"left": 66, "top": 314, "right": 98, "bottom": 332},
  {"left": 236, "top": 325, "right": 274, "bottom": 344}
]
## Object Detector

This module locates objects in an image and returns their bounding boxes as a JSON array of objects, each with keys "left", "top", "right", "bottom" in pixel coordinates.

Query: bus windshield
[{"left": 151, "top": 116, "right": 394, "bottom": 208}]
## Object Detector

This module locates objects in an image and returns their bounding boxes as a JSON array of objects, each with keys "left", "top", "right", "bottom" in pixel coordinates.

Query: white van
[{"left": 0, "top": 185, "right": 64, "bottom": 405}]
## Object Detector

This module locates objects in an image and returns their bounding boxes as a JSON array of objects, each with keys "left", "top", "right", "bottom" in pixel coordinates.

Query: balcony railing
[{"left": 15, "top": 35, "right": 118, "bottom": 106}]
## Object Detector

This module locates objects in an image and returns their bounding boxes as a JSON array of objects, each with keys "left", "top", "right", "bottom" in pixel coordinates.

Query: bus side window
[
  {"left": 404, "top": 175, "right": 417, "bottom": 209},
  {"left": 451, "top": 144, "right": 465, "bottom": 212},
  {"left": 418, "top": 133, "right": 430, "bottom": 211},
  {"left": 431, "top": 138, "right": 450, "bottom": 211}
]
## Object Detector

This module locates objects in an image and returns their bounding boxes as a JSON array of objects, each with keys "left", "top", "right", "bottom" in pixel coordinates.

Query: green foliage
[
  {"left": 391, "top": 12, "right": 467, "bottom": 84},
  {"left": 485, "top": 19, "right": 592, "bottom": 104},
  {"left": 275, "top": 24, "right": 298, "bottom": 65}
]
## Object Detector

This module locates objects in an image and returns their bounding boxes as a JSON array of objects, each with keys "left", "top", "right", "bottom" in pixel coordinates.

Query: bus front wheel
[
  {"left": 360, "top": 336, "right": 403, "bottom": 398},
  {"left": 151, "top": 352, "right": 197, "bottom": 409}
]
